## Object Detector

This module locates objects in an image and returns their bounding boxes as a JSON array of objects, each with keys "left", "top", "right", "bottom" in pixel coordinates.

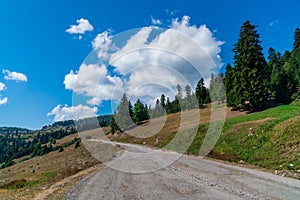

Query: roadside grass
[{"left": 186, "top": 103, "right": 300, "bottom": 175}]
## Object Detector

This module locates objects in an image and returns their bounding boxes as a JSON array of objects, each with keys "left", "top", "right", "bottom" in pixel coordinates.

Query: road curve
[{"left": 67, "top": 140, "right": 300, "bottom": 200}]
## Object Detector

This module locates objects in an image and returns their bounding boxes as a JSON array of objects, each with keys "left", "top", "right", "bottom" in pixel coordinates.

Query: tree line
[
  {"left": 110, "top": 79, "right": 211, "bottom": 133},
  {"left": 0, "top": 125, "right": 77, "bottom": 169},
  {"left": 110, "top": 20, "right": 300, "bottom": 133},
  {"left": 225, "top": 21, "right": 300, "bottom": 110}
]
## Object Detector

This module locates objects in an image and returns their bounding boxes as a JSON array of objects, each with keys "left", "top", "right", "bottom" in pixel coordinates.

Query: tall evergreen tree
[
  {"left": 152, "top": 99, "right": 164, "bottom": 118},
  {"left": 268, "top": 47, "right": 291, "bottom": 103},
  {"left": 176, "top": 84, "right": 183, "bottom": 100},
  {"left": 224, "top": 64, "right": 235, "bottom": 106},
  {"left": 284, "top": 28, "right": 300, "bottom": 100},
  {"left": 114, "top": 94, "right": 133, "bottom": 130},
  {"left": 133, "top": 99, "right": 149, "bottom": 123},
  {"left": 210, "top": 73, "right": 226, "bottom": 104},
  {"left": 195, "top": 78, "right": 207, "bottom": 108},
  {"left": 209, "top": 73, "right": 215, "bottom": 92},
  {"left": 184, "top": 85, "right": 192, "bottom": 110},
  {"left": 128, "top": 100, "right": 134, "bottom": 120},
  {"left": 172, "top": 96, "right": 181, "bottom": 113},
  {"left": 165, "top": 97, "right": 173, "bottom": 114},
  {"left": 160, "top": 94, "right": 166, "bottom": 108},
  {"left": 110, "top": 112, "right": 120, "bottom": 134},
  {"left": 293, "top": 28, "right": 300, "bottom": 50},
  {"left": 232, "top": 20, "right": 268, "bottom": 110}
]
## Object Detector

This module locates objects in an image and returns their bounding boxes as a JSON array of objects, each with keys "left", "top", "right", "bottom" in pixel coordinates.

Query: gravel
[{"left": 67, "top": 141, "right": 300, "bottom": 200}]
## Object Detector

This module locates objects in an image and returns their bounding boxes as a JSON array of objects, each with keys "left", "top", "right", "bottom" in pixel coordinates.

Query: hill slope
[
  {"left": 110, "top": 102, "right": 300, "bottom": 178},
  {"left": 0, "top": 133, "right": 101, "bottom": 200}
]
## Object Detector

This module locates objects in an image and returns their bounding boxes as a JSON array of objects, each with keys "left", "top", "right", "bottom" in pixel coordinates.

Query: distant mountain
[
  {"left": 0, "top": 114, "right": 112, "bottom": 169},
  {"left": 0, "top": 127, "right": 31, "bottom": 135}
]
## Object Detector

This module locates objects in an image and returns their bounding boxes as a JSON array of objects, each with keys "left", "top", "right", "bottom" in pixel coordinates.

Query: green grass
[
  {"left": 112, "top": 102, "right": 300, "bottom": 173},
  {"left": 213, "top": 104, "right": 300, "bottom": 171},
  {"left": 223, "top": 104, "right": 300, "bottom": 132},
  {"left": 43, "top": 171, "right": 57, "bottom": 179},
  {"left": 0, "top": 179, "right": 39, "bottom": 190},
  {"left": 184, "top": 103, "right": 300, "bottom": 172}
]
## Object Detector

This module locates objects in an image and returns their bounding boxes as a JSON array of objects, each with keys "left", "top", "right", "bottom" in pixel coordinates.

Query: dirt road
[{"left": 67, "top": 140, "right": 300, "bottom": 200}]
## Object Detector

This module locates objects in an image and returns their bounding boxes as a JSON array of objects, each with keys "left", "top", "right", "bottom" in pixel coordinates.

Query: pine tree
[
  {"left": 268, "top": 47, "right": 291, "bottom": 103},
  {"left": 204, "top": 88, "right": 211, "bottom": 103},
  {"left": 232, "top": 20, "right": 268, "bottom": 110},
  {"left": 210, "top": 73, "right": 225, "bottom": 104},
  {"left": 176, "top": 84, "right": 183, "bottom": 100},
  {"left": 184, "top": 85, "right": 192, "bottom": 110},
  {"left": 133, "top": 99, "right": 149, "bottom": 123},
  {"left": 224, "top": 64, "right": 235, "bottom": 106},
  {"left": 165, "top": 97, "right": 173, "bottom": 114},
  {"left": 209, "top": 73, "right": 215, "bottom": 92},
  {"left": 284, "top": 28, "right": 300, "bottom": 100},
  {"left": 128, "top": 101, "right": 134, "bottom": 120},
  {"left": 110, "top": 114, "right": 120, "bottom": 134},
  {"left": 160, "top": 94, "right": 166, "bottom": 108},
  {"left": 195, "top": 78, "right": 207, "bottom": 108},
  {"left": 171, "top": 96, "right": 181, "bottom": 113},
  {"left": 152, "top": 99, "right": 162, "bottom": 118},
  {"left": 114, "top": 94, "right": 133, "bottom": 131},
  {"left": 293, "top": 28, "right": 300, "bottom": 50}
]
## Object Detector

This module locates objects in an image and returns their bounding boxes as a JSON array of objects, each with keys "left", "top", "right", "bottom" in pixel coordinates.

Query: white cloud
[
  {"left": 66, "top": 15, "right": 224, "bottom": 108},
  {"left": 0, "top": 97, "right": 8, "bottom": 106},
  {"left": 108, "top": 16, "right": 224, "bottom": 104},
  {"left": 92, "top": 31, "right": 114, "bottom": 61},
  {"left": 0, "top": 82, "right": 6, "bottom": 91},
  {"left": 64, "top": 63, "right": 124, "bottom": 105},
  {"left": 66, "top": 18, "right": 94, "bottom": 34},
  {"left": 47, "top": 104, "right": 98, "bottom": 122},
  {"left": 2, "top": 69, "right": 28, "bottom": 82},
  {"left": 151, "top": 16, "right": 162, "bottom": 25}
]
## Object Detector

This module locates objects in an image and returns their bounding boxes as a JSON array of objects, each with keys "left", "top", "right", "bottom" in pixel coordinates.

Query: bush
[
  {"left": 58, "top": 146, "right": 64, "bottom": 152},
  {"left": 74, "top": 141, "right": 80, "bottom": 148}
]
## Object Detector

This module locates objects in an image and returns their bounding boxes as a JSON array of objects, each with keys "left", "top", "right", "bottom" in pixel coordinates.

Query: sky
[{"left": 1, "top": 0, "right": 300, "bottom": 129}]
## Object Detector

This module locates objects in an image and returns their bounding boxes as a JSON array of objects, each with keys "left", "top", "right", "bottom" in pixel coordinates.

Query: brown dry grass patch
[{"left": 0, "top": 134, "right": 100, "bottom": 200}]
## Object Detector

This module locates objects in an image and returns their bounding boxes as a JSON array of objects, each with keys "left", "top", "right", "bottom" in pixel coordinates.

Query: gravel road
[{"left": 67, "top": 140, "right": 300, "bottom": 200}]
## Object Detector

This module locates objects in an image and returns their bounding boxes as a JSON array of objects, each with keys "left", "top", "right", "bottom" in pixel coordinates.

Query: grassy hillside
[
  {"left": 0, "top": 133, "right": 101, "bottom": 200},
  {"left": 211, "top": 101, "right": 300, "bottom": 177},
  {"left": 111, "top": 101, "right": 300, "bottom": 179}
]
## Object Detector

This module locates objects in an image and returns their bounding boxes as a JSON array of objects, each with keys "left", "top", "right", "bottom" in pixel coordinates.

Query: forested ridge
[{"left": 0, "top": 115, "right": 112, "bottom": 169}]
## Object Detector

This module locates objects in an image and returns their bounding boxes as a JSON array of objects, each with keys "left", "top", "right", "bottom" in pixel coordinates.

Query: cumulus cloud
[
  {"left": 108, "top": 16, "right": 223, "bottom": 104},
  {"left": 64, "top": 63, "right": 123, "bottom": 105},
  {"left": 0, "top": 97, "right": 8, "bottom": 106},
  {"left": 2, "top": 69, "right": 28, "bottom": 82},
  {"left": 151, "top": 16, "right": 162, "bottom": 25},
  {"left": 47, "top": 104, "right": 98, "bottom": 122},
  {"left": 92, "top": 31, "right": 114, "bottom": 61},
  {"left": 66, "top": 18, "right": 94, "bottom": 34},
  {"left": 65, "top": 15, "right": 224, "bottom": 108},
  {"left": 0, "top": 82, "right": 6, "bottom": 91}
]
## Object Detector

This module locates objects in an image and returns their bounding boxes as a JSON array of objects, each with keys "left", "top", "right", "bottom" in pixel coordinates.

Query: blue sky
[{"left": 1, "top": 0, "right": 300, "bottom": 129}]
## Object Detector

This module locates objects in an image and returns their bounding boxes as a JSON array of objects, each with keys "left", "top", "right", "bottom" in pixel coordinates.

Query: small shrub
[
  {"left": 58, "top": 146, "right": 64, "bottom": 152},
  {"left": 74, "top": 141, "right": 80, "bottom": 148}
]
